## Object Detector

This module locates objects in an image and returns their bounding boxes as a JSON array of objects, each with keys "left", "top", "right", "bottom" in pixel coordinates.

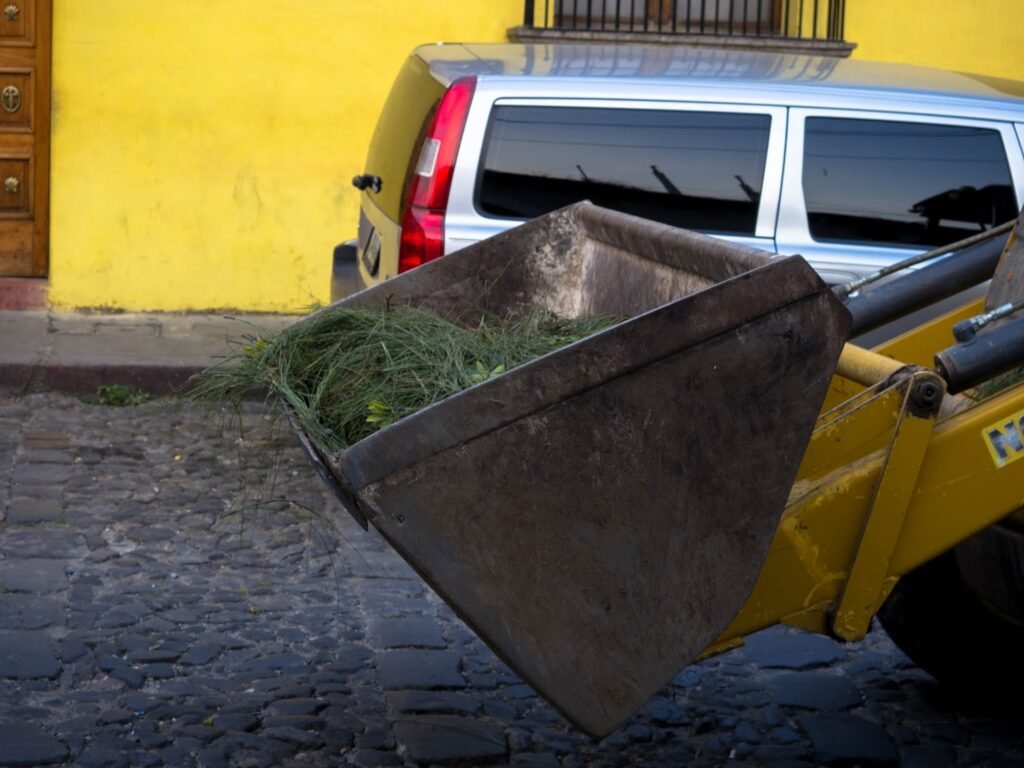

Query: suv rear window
[
  {"left": 364, "top": 56, "right": 445, "bottom": 220},
  {"left": 803, "top": 118, "right": 1017, "bottom": 247},
  {"left": 478, "top": 106, "right": 771, "bottom": 236}
]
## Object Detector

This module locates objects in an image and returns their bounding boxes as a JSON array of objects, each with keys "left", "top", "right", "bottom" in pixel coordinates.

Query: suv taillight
[{"left": 398, "top": 77, "right": 475, "bottom": 274}]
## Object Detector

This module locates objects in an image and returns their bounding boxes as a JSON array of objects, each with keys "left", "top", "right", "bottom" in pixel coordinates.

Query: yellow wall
[
  {"left": 49, "top": 1, "right": 522, "bottom": 313},
  {"left": 847, "top": 0, "right": 1024, "bottom": 81},
  {"left": 46, "top": 2, "right": 1024, "bottom": 312}
]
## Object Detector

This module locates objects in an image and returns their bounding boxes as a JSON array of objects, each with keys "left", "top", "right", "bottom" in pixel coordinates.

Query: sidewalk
[{"left": 0, "top": 310, "right": 299, "bottom": 395}]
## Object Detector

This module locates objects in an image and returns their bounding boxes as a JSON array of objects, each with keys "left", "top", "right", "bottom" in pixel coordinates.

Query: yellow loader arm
[{"left": 714, "top": 336, "right": 1024, "bottom": 652}]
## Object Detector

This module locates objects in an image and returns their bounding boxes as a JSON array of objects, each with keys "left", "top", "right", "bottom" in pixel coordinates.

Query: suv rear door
[
  {"left": 447, "top": 98, "right": 788, "bottom": 256},
  {"left": 777, "top": 109, "right": 1024, "bottom": 284},
  {"left": 356, "top": 56, "right": 445, "bottom": 285}
]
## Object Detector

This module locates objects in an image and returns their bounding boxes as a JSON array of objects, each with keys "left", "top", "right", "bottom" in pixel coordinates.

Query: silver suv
[{"left": 334, "top": 43, "right": 1024, "bottom": 298}]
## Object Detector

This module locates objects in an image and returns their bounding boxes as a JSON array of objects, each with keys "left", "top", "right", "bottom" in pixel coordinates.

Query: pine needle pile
[{"left": 193, "top": 304, "right": 615, "bottom": 455}]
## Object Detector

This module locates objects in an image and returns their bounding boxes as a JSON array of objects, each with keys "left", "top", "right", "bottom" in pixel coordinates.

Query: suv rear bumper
[{"left": 331, "top": 240, "right": 363, "bottom": 303}]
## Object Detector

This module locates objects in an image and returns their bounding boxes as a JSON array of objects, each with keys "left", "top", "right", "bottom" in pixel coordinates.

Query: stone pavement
[{"left": 1, "top": 392, "right": 1022, "bottom": 767}]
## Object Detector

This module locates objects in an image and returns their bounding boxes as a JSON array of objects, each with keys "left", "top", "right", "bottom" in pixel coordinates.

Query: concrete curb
[
  {"left": 0, "top": 310, "right": 299, "bottom": 397},
  {"left": 0, "top": 362, "right": 204, "bottom": 396}
]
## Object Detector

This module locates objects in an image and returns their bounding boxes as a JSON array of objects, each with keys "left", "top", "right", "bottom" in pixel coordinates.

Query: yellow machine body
[{"left": 709, "top": 301, "right": 1024, "bottom": 654}]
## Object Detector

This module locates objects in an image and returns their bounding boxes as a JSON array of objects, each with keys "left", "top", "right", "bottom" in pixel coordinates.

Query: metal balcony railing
[{"left": 522, "top": 0, "right": 847, "bottom": 43}]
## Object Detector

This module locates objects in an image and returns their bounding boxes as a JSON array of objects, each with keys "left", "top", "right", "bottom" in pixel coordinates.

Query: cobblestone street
[{"left": 0, "top": 393, "right": 1021, "bottom": 767}]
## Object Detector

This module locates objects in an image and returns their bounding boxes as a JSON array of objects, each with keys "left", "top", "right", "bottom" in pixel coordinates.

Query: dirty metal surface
[
  {"left": 985, "top": 205, "right": 1024, "bottom": 310},
  {"left": 301, "top": 204, "right": 851, "bottom": 736}
]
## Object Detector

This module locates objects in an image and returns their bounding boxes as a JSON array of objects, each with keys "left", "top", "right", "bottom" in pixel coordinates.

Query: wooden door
[{"left": 0, "top": 0, "right": 49, "bottom": 277}]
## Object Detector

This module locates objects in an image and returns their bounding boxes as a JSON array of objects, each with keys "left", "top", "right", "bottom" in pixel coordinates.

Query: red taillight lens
[
  {"left": 399, "top": 207, "right": 444, "bottom": 274},
  {"left": 397, "top": 77, "right": 476, "bottom": 274}
]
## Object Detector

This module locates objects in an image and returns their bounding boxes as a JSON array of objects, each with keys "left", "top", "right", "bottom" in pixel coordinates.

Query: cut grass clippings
[{"left": 192, "top": 303, "right": 615, "bottom": 456}]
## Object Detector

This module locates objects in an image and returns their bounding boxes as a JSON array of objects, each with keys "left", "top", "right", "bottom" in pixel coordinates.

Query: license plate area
[{"left": 361, "top": 229, "right": 381, "bottom": 277}]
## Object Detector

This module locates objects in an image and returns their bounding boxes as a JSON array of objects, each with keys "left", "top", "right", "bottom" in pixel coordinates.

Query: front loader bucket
[{"left": 297, "top": 203, "right": 850, "bottom": 736}]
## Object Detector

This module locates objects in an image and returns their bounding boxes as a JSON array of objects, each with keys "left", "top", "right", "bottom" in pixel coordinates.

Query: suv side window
[
  {"left": 803, "top": 117, "right": 1017, "bottom": 247},
  {"left": 477, "top": 106, "right": 772, "bottom": 236}
]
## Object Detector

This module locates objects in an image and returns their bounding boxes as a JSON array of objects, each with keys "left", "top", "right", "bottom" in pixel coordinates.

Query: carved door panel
[{"left": 0, "top": 0, "right": 49, "bottom": 277}]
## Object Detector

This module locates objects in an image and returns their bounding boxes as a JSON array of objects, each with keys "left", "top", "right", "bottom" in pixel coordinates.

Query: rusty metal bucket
[{"left": 294, "top": 202, "right": 850, "bottom": 736}]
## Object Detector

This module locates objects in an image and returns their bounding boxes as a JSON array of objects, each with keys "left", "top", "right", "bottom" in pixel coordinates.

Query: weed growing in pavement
[{"left": 97, "top": 383, "right": 149, "bottom": 407}]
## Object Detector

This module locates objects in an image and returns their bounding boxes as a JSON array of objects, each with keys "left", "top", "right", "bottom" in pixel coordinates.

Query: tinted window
[
  {"left": 364, "top": 56, "right": 444, "bottom": 219},
  {"left": 804, "top": 118, "right": 1017, "bottom": 247},
  {"left": 478, "top": 107, "right": 771, "bottom": 235}
]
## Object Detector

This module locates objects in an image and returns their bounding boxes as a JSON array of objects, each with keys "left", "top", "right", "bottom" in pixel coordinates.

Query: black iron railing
[{"left": 523, "top": 0, "right": 847, "bottom": 42}]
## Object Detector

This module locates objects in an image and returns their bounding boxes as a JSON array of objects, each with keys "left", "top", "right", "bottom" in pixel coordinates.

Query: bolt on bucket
[{"left": 293, "top": 202, "right": 851, "bottom": 736}]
